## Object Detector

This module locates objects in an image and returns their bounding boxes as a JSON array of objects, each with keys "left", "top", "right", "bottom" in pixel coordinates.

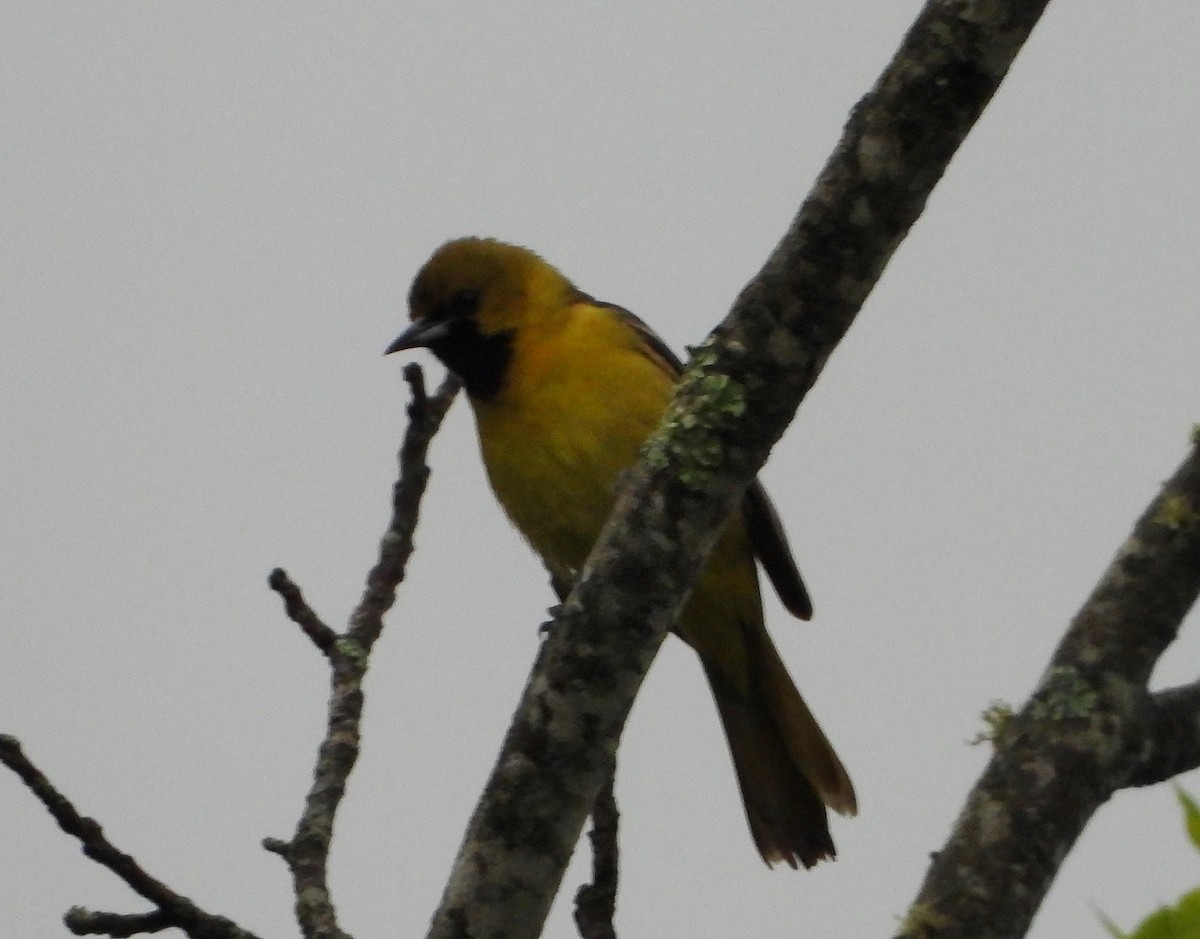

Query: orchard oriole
[{"left": 386, "top": 237, "right": 855, "bottom": 867}]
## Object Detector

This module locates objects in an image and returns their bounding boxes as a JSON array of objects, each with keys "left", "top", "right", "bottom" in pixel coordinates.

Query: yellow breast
[
  {"left": 468, "top": 301, "right": 763, "bottom": 689},
  {"left": 472, "top": 304, "right": 673, "bottom": 578}
]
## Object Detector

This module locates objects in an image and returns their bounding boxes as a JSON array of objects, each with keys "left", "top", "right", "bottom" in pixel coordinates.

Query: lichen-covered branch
[
  {"left": 266, "top": 366, "right": 459, "bottom": 939},
  {"left": 424, "top": 2, "right": 1052, "bottom": 937},
  {"left": 895, "top": 440, "right": 1200, "bottom": 939}
]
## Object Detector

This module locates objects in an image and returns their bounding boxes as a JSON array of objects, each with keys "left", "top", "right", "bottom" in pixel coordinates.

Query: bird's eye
[
  {"left": 425, "top": 287, "right": 481, "bottom": 325},
  {"left": 447, "top": 289, "right": 481, "bottom": 317}
]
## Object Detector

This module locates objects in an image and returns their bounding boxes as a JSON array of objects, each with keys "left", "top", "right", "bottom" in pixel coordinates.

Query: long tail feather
[{"left": 703, "top": 627, "right": 855, "bottom": 868}]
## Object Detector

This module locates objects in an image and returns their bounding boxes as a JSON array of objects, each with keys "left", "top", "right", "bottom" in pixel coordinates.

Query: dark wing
[
  {"left": 742, "top": 481, "right": 812, "bottom": 620},
  {"left": 582, "top": 292, "right": 687, "bottom": 380},
  {"left": 583, "top": 293, "right": 813, "bottom": 621}
]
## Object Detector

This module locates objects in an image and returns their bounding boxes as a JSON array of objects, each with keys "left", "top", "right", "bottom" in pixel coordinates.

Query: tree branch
[
  {"left": 267, "top": 366, "right": 459, "bottom": 939},
  {"left": 269, "top": 567, "right": 338, "bottom": 655},
  {"left": 1, "top": 366, "right": 459, "bottom": 939},
  {"left": 1130, "top": 681, "right": 1200, "bottom": 787},
  {"left": 896, "top": 439, "right": 1200, "bottom": 939},
  {"left": 65, "top": 910, "right": 173, "bottom": 937},
  {"left": 425, "top": 2, "right": 1052, "bottom": 937},
  {"left": 0, "top": 736, "right": 262, "bottom": 939},
  {"left": 573, "top": 769, "right": 620, "bottom": 939}
]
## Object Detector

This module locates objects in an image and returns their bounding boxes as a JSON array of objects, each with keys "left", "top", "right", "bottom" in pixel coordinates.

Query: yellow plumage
[{"left": 387, "top": 237, "right": 855, "bottom": 867}]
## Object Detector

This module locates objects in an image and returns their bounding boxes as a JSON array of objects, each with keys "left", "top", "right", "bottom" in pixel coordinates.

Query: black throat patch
[{"left": 427, "top": 319, "right": 515, "bottom": 400}]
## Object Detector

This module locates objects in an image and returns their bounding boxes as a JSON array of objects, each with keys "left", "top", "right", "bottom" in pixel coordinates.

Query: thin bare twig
[
  {"left": 573, "top": 768, "right": 620, "bottom": 939},
  {"left": 2, "top": 365, "right": 460, "bottom": 939},
  {"left": 64, "top": 909, "right": 172, "bottom": 937},
  {"left": 269, "top": 568, "right": 338, "bottom": 655},
  {"left": 266, "top": 366, "right": 460, "bottom": 939},
  {"left": 0, "top": 736, "right": 262, "bottom": 939}
]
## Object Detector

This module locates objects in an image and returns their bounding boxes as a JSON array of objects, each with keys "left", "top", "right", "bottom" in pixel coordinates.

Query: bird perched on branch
[{"left": 386, "top": 237, "right": 855, "bottom": 867}]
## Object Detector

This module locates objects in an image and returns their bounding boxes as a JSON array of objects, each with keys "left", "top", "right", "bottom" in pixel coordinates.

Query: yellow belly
[{"left": 471, "top": 312, "right": 761, "bottom": 691}]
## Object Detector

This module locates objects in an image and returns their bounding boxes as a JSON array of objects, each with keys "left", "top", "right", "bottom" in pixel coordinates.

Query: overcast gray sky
[{"left": 3, "top": 3, "right": 1199, "bottom": 938}]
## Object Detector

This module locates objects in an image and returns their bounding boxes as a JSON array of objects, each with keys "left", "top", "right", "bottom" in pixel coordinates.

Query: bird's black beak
[{"left": 384, "top": 318, "right": 450, "bottom": 355}]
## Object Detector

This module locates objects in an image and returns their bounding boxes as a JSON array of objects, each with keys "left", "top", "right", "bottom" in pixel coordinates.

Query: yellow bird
[{"left": 386, "top": 237, "right": 855, "bottom": 867}]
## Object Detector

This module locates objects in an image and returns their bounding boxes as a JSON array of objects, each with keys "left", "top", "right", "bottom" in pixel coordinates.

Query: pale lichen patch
[{"left": 976, "top": 797, "right": 1012, "bottom": 843}]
